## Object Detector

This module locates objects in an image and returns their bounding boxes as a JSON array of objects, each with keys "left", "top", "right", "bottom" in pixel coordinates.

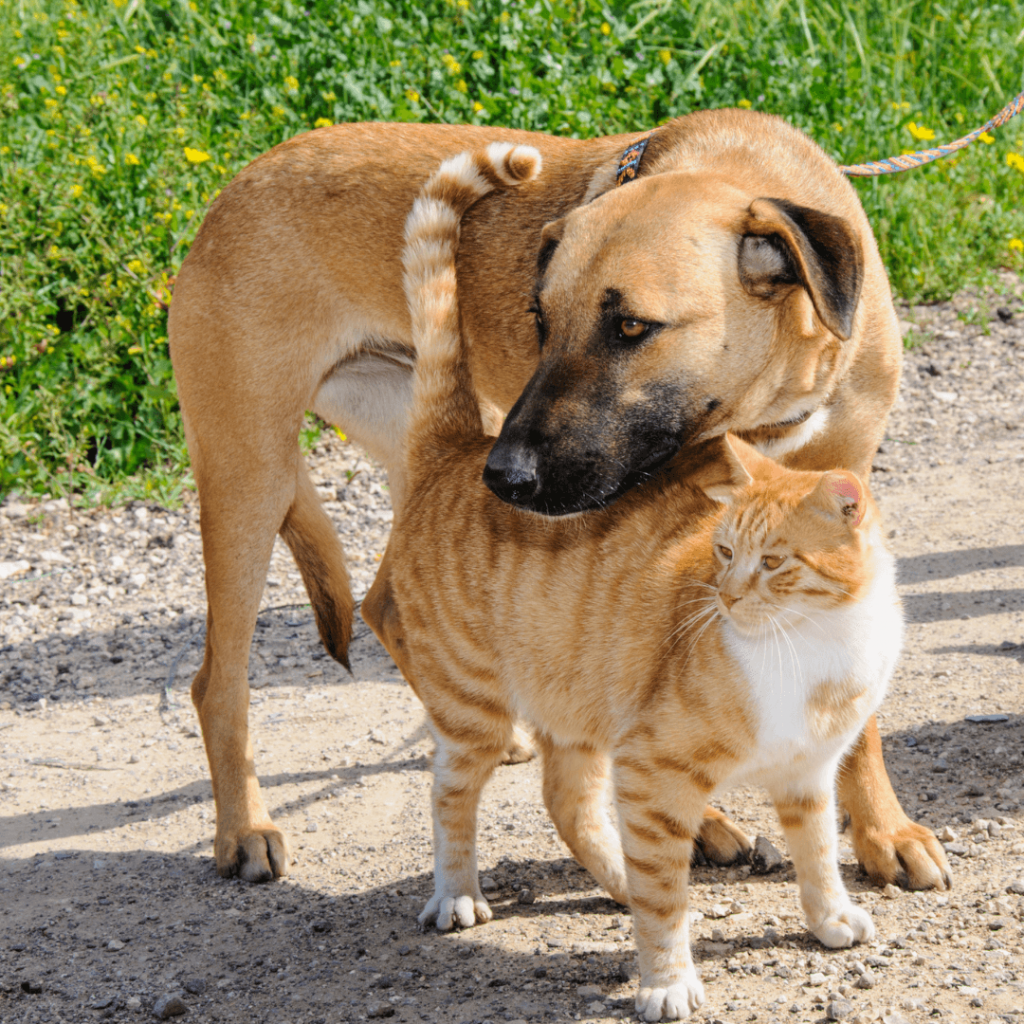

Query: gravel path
[{"left": 1, "top": 274, "right": 1022, "bottom": 1024}]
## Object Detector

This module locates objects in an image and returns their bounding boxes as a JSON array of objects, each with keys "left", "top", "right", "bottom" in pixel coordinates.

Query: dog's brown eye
[
  {"left": 619, "top": 318, "right": 647, "bottom": 340},
  {"left": 716, "top": 545, "right": 733, "bottom": 561},
  {"left": 762, "top": 554, "right": 784, "bottom": 570}
]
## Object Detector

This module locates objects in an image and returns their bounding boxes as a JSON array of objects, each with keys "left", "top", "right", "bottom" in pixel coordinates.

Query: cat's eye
[
  {"left": 762, "top": 554, "right": 785, "bottom": 571},
  {"left": 618, "top": 318, "right": 648, "bottom": 341},
  {"left": 716, "top": 544, "right": 733, "bottom": 561}
]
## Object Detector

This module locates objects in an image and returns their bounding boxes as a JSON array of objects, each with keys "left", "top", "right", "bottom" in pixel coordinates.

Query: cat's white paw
[
  {"left": 812, "top": 903, "right": 875, "bottom": 948},
  {"left": 635, "top": 970, "right": 705, "bottom": 1021},
  {"left": 418, "top": 892, "right": 492, "bottom": 931}
]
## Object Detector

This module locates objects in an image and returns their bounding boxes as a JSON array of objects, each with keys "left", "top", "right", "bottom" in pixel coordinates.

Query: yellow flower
[
  {"left": 455, "top": 79, "right": 468, "bottom": 93},
  {"left": 0, "top": 146, "right": 8, "bottom": 156},
  {"left": 442, "top": 53, "right": 461, "bottom": 75},
  {"left": 127, "top": 345, "right": 143, "bottom": 355},
  {"left": 499, "top": 10, "right": 510, "bottom": 23},
  {"left": 321, "top": 90, "right": 336, "bottom": 102},
  {"left": 184, "top": 146, "right": 211, "bottom": 163},
  {"left": 600, "top": 21, "right": 611, "bottom": 34},
  {"left": 0, "top": 202, "right": 7, "bottom": 215},
  {"left": 405, "top": 89, "right": 420, "bottom": 103},
  {"left": 472, "top": 51, "right": 483, "bottom": 60},
  {"left": 659, "top": 49, "right": 672, "bottom": 65},
  {"left": 48, "top": 244, "right": 61, "bottom": 259},
  {"left": 1007, "top": 153, "right": 1024, "bottom": 173},
  {"left": 737, "top": 98, "right": 752, "bottom": 109},
  {"left": 70, "top": 184, "right": 82, "bottom": 198},
  {"left": 127, "top": 259, "right": 145, "bottom": 274},
  {"left": 55, "top": 85, "right": 66, "bottom": 96},
  {"left": 334, "top": 427, "right": 347, "bottom": 441},
  {"left": 314, "top": 117, "right": 332, "bottom": 128},
  {"left": 284, "top": 75, "right": 299, "bottom": 93},
  {"left": 389, "top": 59, "right": 401, "bottom": 68},
  {"left": 905, "top": 122, "right": 935, "bottom": 141},
  {"left": 135, "top": 114, "right": 148, "bottom": 127},
  {"left": 125, "top": 153, "right": 140, "bottom": 165},
  {"left": 214, "top": 68, "right": 228, "bottom": 84},
  {"left": 833, "top": 122, "right": 844, "bottom": 132},
  {"left": 246, "top": 33, "right": 256, "bottom": 48},
  {"left": 457, "top": 0, "right": 469, "bottom": 7},
  {"left": 1009, "top": 238, "right": 1024, "bottom": 253},
  {"left": 44, "top": 97, "right": 58, "bottom": 108},
  {"left": 473, "top": 100, "right": 484, "bottom": 113},
  {"left": 979, "top": 132, "right": 994, "bottom": 144}
]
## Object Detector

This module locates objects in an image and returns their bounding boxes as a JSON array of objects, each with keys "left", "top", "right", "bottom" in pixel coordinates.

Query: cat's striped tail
[{"left": 402, "top": 143, "right": 542, "bottom": 457}]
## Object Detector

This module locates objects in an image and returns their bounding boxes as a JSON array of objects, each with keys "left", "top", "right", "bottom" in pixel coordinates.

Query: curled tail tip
[{"left": 485, "top": 142, "right": 543, "bottom": 184}]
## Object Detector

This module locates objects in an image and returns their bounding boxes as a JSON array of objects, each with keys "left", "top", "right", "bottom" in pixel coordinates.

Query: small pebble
[
  {"left": 107, "top": 939, "right": 125, "bottom": 951},
  {"left": 480, "top": 876, "right": 497, "bottom": 891},
  {"left": 366, "top": 999, "right": 396, "bottom": 1019},
  {"left": 577, "top": 984, "right": 603, "bottom": 999},
  {"left": 855, "top": 970, "right": 877, "bottom": 989},
  {"left": 751, "top": 835, "right": 784, "bottom": 874},
  {"left": 827, "top": 998, "right": 854, "bottom": 1020},
  {"left": 882, "top": 883, "right": 901, "bottom": 899},
  {"left": 517, "top": 888, "right": 535, "bottom": 904},
  {"left": 809, "top": 972, "right": 827, "bottom": 986},
  {"left": 183, "top": 977, "right": 206, "bottom": 994},
  {"left": 152, "top": 994, "right": 187, "bottom": 1019}
]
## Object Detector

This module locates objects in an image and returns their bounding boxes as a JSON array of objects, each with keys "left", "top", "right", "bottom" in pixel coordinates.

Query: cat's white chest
[{"left": 723, "top": 560, "right": 902, "bottom": 772}]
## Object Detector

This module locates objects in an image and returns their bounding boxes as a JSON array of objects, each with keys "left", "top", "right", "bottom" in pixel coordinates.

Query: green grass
[{"left": 1, "top": 0, "right": 1023, "bottom": 502}]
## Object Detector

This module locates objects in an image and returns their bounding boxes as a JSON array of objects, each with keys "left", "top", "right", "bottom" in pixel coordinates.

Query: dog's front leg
[{"left": 838, "top": 716, "right": 951, "bottom": 891}]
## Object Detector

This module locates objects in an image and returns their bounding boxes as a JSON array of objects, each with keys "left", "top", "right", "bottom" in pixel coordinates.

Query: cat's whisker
[{"left": 665, "top": 600, "right": 718, "bottom": 653}]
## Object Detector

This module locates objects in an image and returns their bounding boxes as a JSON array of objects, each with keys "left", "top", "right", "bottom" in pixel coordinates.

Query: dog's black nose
[{"left": 483, "top": 442, "right": 540, "bottom": 505}]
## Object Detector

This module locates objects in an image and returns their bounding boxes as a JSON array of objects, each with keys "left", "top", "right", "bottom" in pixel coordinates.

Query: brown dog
[{"left": 169, "top": 109, "right": 950, "bottom": 890}]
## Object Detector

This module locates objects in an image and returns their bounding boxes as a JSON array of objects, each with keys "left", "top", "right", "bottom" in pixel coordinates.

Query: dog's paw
[
  {"left": 695, "top": 808, "right": 752, "bottom": 866},
  {"left": 418, "top": 892, "right": 492, "bottom": 931},
  {"left": 850, "top": 816, "right": 952, "bottom": 892},
  {"left": 215, "top": 826, "right": 290, "bottom": 883},
  {"left": 811, "top": 903, "right": 875, "bottom": 948},
  {"left": 635, "top": 969, "right": 705, "bottom": 1022}
]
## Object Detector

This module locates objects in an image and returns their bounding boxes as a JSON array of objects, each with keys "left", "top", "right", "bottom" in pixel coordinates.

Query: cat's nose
[
  {"left": 720, "top": 592, "right": 740, "bottom": 610},
  {"left": 483, "top": 442, "right": 540, "bottom": 504}
]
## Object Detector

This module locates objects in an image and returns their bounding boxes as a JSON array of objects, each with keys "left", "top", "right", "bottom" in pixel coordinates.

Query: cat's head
[{"left": 693, "top": 434, "right": 879, "bottom": 631}]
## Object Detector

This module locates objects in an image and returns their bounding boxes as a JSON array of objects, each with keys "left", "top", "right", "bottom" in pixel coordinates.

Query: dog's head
[{"left": 483, "top": 171, "right": 864, "bottom": 515}]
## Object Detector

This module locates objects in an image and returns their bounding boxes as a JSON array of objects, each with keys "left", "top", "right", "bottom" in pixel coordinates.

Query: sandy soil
[{"left": 1, "top": 279, "right": 1023, "bottom": 1024}]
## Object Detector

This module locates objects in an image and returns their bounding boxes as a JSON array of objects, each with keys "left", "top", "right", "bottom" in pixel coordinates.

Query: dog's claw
[{"left": 216, "top": 827, "right": 290, "bottom": 882}]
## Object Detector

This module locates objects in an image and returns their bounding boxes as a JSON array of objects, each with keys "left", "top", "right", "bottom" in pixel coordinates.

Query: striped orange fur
[{"left": 368, "top": 146, "right": 903, "bottom": 1021}]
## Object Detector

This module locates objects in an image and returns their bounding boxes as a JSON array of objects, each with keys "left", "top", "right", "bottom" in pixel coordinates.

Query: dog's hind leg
[
  {"left": 280, "top": 456, "right": 355, "bottom": 670},
  {"left": 189, "top": 446, "right": 299, "bottom": 881}
]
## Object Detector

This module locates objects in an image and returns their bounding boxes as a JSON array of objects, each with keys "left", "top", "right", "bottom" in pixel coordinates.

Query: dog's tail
[{"left": 402, "top": 143, "right": 542, "bottom": 458}]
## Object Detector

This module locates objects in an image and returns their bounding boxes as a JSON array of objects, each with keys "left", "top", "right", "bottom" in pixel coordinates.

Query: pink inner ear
[{"left": 828, "top": 475, "right": 863, "bottom": 526}]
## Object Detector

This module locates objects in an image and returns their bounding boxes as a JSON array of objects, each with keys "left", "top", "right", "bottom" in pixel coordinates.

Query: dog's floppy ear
[
  {"left": 537, "top": 217, "right": 566, "bottom": 275},
  {"left": 739, "top": 198, "right": 863, "bottom": 340}
]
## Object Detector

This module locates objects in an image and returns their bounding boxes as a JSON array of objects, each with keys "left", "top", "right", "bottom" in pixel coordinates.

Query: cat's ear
[
  {"left": 692, "top": 434, "right": 755, "bottom": 503},
  {"left": 807, "top": 470, "right": 866, "bottom": 527},
  {"left": 739, "top": 198, "right": 864, "bottom": 340}
]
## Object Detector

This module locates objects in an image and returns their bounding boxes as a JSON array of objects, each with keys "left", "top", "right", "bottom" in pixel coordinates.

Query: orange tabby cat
[{"left": 368, "top": 143, "right": 902, "bottom": 1021}]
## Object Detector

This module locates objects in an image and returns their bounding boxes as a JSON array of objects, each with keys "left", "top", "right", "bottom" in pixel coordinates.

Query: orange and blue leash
[
  {"left": 614, "top": 89, "right": 1024, "bottom": 185},
  {"left": 838, "top": 89, "right": 1024, "bottom": 177}
]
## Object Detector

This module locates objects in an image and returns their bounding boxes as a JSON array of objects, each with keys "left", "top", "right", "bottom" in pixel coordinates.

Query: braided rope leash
[
  {"left": 839, "top": 89, "right": 1024, "bottom": 177},
  {"left": 615, "top": 90, "right": 1024, "bottom": 183}
]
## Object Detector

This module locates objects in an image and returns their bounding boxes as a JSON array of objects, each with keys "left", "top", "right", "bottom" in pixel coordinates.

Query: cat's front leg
[
  {"left": 419, "top": 726, "right": 508, "bottom": 931},
  {"left": 770, "top": 781, "right": 874, "bottom": 948},
  {"left": 615, "top": 754, "right": 708, "bottom": 1021}
]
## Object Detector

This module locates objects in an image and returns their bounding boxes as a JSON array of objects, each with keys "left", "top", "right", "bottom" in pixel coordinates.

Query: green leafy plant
[{"left": 1, "top": 0, "right": 1022, "bottom": 500}]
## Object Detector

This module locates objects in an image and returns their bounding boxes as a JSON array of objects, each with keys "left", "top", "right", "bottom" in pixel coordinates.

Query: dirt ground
[{"left": 1, "top": 278, "right": 1023, "bottom": 1024}]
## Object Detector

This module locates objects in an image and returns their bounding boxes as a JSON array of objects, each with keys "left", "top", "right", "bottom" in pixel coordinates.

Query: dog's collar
[{"left": 615, "top": 129, "right": 659, "bottom": 186}]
